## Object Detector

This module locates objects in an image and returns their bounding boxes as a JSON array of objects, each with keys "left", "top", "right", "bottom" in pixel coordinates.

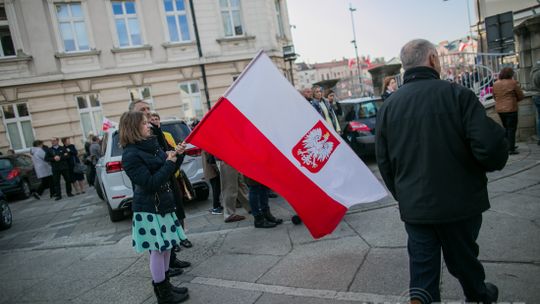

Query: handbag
[{"left": 73, "top": 162, "right": 87, "bottom": 174}]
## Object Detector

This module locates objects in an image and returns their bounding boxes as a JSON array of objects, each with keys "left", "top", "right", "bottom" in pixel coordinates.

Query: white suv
[{"left": 95, "top": 119, "right": 209, "bottom": 222}]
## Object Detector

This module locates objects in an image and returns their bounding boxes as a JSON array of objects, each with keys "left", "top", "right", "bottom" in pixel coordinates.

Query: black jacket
[
  {"left": 45, "top": 145, "right": 71, "bottom": 171},
  {"left": 376, "top": 66, "right": 508, "bottom": 224},
  {"left": 122, "top": 137, "right": 181, "bottom": 215}
]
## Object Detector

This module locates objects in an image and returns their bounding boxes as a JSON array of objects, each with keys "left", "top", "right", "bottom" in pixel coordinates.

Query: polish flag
[
  {"left": 186, "top": 51, "right": 387, "bottom": 238},
  {"left": 102, "top": 117, "right": 115, "bottom": 131}
]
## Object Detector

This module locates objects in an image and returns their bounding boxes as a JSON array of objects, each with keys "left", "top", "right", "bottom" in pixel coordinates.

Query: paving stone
[
  {"left": 478, "top": 211, "right": 540, "bottom": 263},
  {"left": 71, "top": 273, "right": 152, "bottom": 304},
  {"left": 178, "top": 282, "right": 261, "bottom": 304},
  {"left": 520, "top": 183, "right": 540, "bottom": 198},
  {"left": 258, "top": 236, "right": 369, "bottom": 291},
  {"left": 255, "top": 293, "right": 360, "bottom": 304},
  {"left": 441, "top": 262, "right": 540, "bottom": 303},
  {"left": 487, "top": 176, "right": 539, "bottom": 193},
  {"left": 489, "top": 193, "right": 540, "bottom": 221},
  {"left": 0, "top": 278, "right": 43, "bottom": 304},
  {"left": 349, "top": 248, "right": 409, "bottom": 296},
  {"left": 288, "top": 220, "right": 357, "bottom": 245},
  {"left": 345, "top": 206, "right": 408, "bottom": 248},
  {"left": 189, "top": 253, "right": 281, "bottom": 282},
  {"left": 221, "top": 225, "right": 291, "bottom": 256}
]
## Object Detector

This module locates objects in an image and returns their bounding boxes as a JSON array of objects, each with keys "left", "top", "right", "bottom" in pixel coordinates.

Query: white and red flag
[{"left": 186, "top": 51, "right": 387, "bottom": 238}]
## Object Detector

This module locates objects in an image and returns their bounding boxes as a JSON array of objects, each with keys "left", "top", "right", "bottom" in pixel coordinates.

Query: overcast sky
[{"left": 286, "top": 0, "right": 475, "bottom": 63}]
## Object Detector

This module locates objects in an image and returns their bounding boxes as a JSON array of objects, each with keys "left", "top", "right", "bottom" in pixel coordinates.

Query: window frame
[
  {"left": 219, "top": 0, "right": 244, "bottom": 37},
  {"left": 109, "top": 0, "right": 144, "bottom": 48},
  {"left": 161, "top": 0, "right": 192, "bottom": 43},
  {"left": 178, "top": 80, "right": 203, "bottom": 120},
  {"left": 274, "top": 0, "right": 284, "bottom": 38},
  {"left": 75, "top": 93, "right": 103, "bottom": 138},
  {"left": 0, "top": 1, "right": 18, "bottom": 58},
  {"left": 52, "top": 2, "right": 91, "bottom": 53},
  {"left": 1, "top": 102, "right": 35, "bottom": 152},
  {"left": 128, "top": 86, "right": 154, "bottom": 109}
]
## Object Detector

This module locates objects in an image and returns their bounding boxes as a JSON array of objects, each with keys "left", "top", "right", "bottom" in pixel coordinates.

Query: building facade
[{"left": 0, "top": 0, "right": 293, "bottom": 152}]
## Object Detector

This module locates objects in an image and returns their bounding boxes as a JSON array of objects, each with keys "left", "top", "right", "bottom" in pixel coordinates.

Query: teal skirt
[{"left": 132, "top": 212, "right": 187, "bottom": 253}]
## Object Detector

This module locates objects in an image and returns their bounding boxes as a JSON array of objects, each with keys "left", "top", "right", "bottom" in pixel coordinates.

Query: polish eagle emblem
[{"left": 292, "top": 121, "right": 340, "bottom": 173}]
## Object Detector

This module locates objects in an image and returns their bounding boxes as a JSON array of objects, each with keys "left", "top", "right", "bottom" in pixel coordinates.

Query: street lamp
[{"left": 349, "top": 3, "right": 362, "bottom": 97}]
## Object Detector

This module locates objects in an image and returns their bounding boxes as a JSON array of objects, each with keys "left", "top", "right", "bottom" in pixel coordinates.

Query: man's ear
[{"left": 428, "top": 53, "right": 436, "bottom": 69}]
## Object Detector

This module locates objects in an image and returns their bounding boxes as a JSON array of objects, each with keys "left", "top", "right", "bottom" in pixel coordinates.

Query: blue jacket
[{"left": 122, "top": 137, "right": 181, "bottom": 214}]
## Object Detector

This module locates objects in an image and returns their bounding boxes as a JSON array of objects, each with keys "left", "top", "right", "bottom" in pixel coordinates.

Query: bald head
[{"left": 400, "top": 39, "right": 440, "bottom": 72}]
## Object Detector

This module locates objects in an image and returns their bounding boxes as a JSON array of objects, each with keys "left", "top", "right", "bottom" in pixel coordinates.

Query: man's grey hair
[
  {"left": 400, "top": 39, "right": 438, "bottom": 71},
  {"left": 128, "top": 99, "right": 148, "bottom": 111}
]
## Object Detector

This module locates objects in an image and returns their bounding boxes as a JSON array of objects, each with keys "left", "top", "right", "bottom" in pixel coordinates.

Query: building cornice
[
  {"left": 54, "top": 49, "right": 101, "bottom": 58},
  {"left": 216, "top": 35, "right": 256, "bottom": 44},
  {"left": 161, "top": 41, "right": 197, "bottom": 48},
  {"left": 0, "top": 49, "right": 285, "bottom": 88},
  {"left": 110, "top": 45, "right": 152, "bottom": 53},
  {"left": 0, "top": 51, "right": 33, "bottom": 63}
]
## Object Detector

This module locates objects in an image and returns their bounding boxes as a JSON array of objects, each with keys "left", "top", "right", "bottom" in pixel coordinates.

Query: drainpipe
[{"left": 188, "top": 0, "right": 211, "bottom": 111}]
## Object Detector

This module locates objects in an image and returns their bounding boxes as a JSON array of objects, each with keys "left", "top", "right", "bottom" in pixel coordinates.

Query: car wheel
[
  {"left": 20, "top": 180, "right": 31, "bottom": 199},
  {"left": 107, "top": 201, "right": 125, "bottom": 222},
  {"left": 94, "top": 179, "right": 104, "bottom": 201},
  {"left": 194, "top": 183, "right": 210, "bottom": 201},
  {"left": 0, "top": 200, "right": 12, "bottom": 230}
]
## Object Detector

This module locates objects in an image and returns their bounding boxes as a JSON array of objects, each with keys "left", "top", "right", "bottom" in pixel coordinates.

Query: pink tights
[{"left": 149, "top": 250, "right": 171, "bottom": 283}]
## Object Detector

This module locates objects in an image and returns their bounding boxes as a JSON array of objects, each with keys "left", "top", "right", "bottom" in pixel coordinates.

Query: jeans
[
  {"left": 405, "top": 215, "right": 491, "bottom": 303},
  {"left": 533, "top": 96, "right": 540, "bottom": 139},
  {"left": 248, "top": 184, "right": 269, "bottom": 217},
  {"left": 498, "top": 112, "right": 518, "bottom": 151}
]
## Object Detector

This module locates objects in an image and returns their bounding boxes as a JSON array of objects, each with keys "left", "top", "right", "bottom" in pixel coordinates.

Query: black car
[
  {"left": 0, "top": 189, "right": 12, "bottom": 230},
  {"left": 0, "top": 154, "right": 40, "bottom": 198},
  {"left": 338, "top": 97, "right": 382, "bottom": 157}
]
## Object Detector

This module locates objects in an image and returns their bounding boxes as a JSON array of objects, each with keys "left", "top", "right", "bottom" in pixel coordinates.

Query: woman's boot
[
  {"left": 153, "top": 280, "right": 189, "bottom": 303},
  {"left": 254, "top": 214, "right": 277, "bottom": 228},
  {"left": 263, "top": 209, "right": 283, "bottom": 225},
  {"left": 165, "top": 271, "right": 189, "bottom": 294}
]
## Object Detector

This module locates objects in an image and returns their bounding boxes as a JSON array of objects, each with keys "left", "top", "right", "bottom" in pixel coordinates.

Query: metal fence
[{"left": 392, "top": 52, "right": 516, "bottom": 102}]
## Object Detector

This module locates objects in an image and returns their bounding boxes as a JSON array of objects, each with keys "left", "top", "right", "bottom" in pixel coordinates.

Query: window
[
  {"left": 128, "top": 87, "right": 153, "bottom": 108},
  {"left": 219, "top": 0, "right": 243, "bottom": 37},
  {"left": 76, "top": 94, "right": 103, "bottom": 137},
  {"left": 0, "top": 4, "right": 15, "bottom": 57},
  {"left": 111, "top": 1, "right": 142, "bottom": 47},
  {"left": 55, "top": 3, "right": 90, "bottom": 52},
  {"left": 163, "top": 0, "right": 190, "bottom": 42},
  {"left": 1, "top": 103, "right": 34, "bottom": 151},
  {"left": 179, "top": 81, "right": 203, "bottom": 119},
  {"left": 274, "top": 0, "right": 284, "bottom": 38}
]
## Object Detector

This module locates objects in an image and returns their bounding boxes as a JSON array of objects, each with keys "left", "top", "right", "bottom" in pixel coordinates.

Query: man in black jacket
[
  {"left": 129, "top": 99, "right": 191, "bottom": 277},
  {"left": 45, "top": 137, "right": 74, "bottom": 200},
  {"left": 376, "top": 39, "right": 507, "bottom": 303}
]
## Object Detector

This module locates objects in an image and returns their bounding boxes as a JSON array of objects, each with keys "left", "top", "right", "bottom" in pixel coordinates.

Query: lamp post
[{"left": 349, "top": 3, "right": 362, "bottom": 97}]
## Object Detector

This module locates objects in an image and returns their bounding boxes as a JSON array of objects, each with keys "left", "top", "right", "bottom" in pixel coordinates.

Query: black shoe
[
  {"left": 32, "top": 192, "right": 41, "bottom": 200},
  {"left": 262, "top": 209, "right": 283, "bottom": 225},
  {"left": 67, "top": 193, "right": 74, "bottom": 197},
  {"left": 153, "top": 280, "right": 189, "bottom": 303},
  {"left": 254, "top": 214, "right": 277, "bottom": 228},
  {"left": 180, "top": 239, "right": 192, "bottom": 248},
  {"left": 173, "top": 245, "right": 181, "bottom": 253},
  {"left": 170, "top": 259, "right": 191, "bottom": 269},
  {"left": 509, "top": 150, "right": 519, "bottom": 155},
  {"left": 268, "top": 192, "right": 278, "bottom": 198},
  {"left": 55, "top": 196, "right": 62, "bottom": 201},
  {"left": 167, "top": 267, "right": 184, "bottom": 277}
]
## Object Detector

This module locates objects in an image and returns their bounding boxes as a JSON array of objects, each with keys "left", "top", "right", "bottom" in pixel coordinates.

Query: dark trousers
[
  {"left": 87, "top": 164, "right": 96, "bottom": 187},
  {"left": 209, "top": 176, "right": 221, "bottom": 209},
  {"left": 405, "top": 215, "right": 490, "bottom": 303},
  {"left": 52, "top": 169, "right": 72, "bottom": 197},
  {"left": 498, "top": 112, "right": 518, "bottom": 151},
  {"left": 248, "top": 184, "right": 269, "bottom": 216},
  {"left": 37, "top": 175, "right": 54, "bottom": 197}
]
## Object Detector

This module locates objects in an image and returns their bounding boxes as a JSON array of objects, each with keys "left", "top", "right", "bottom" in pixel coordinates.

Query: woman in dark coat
[{"left": 119, "top": 111, "right": 189, "bottom": 303}]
